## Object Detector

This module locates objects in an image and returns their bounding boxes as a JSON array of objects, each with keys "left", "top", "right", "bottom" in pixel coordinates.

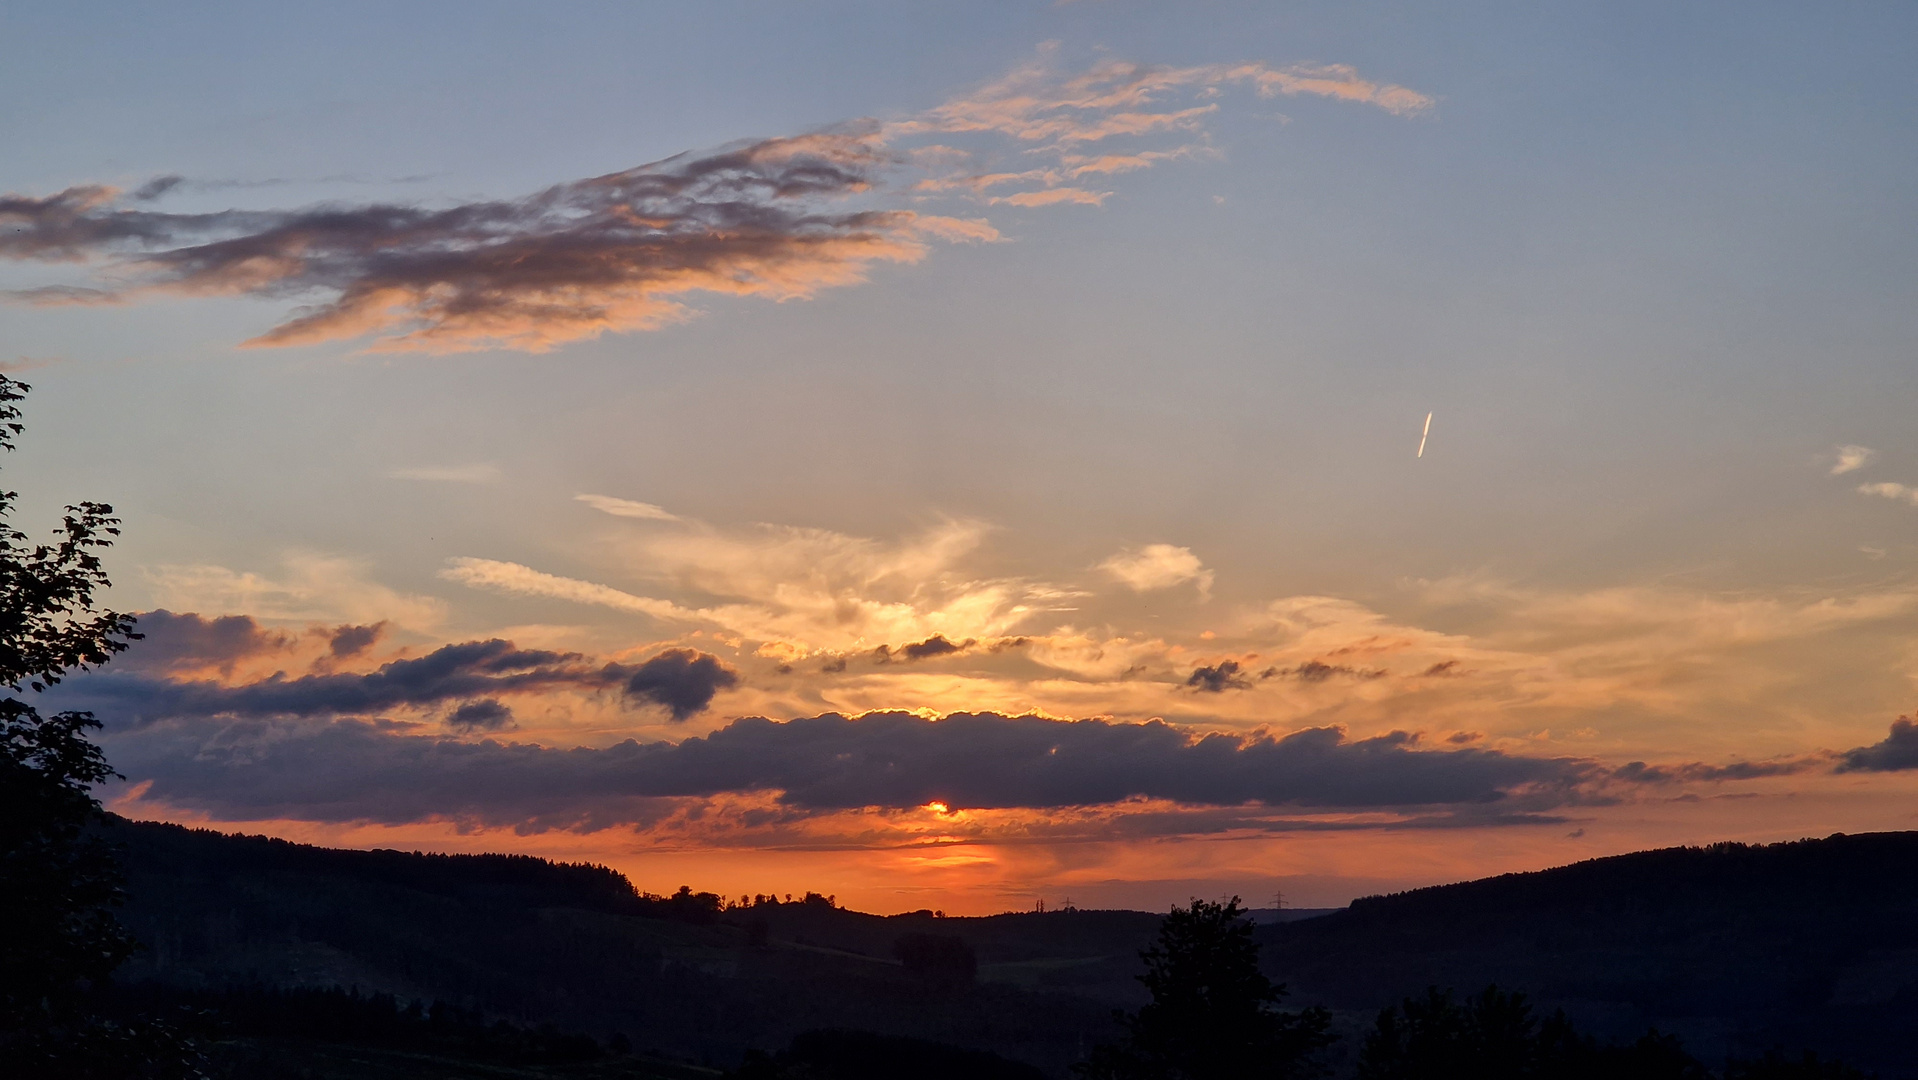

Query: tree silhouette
[
  {"left": 0, "top": 374, "right": 177, "bottom": 1076},
  {"left": 1358, "top": 986, "right": 1537, "bottom": 1080},
  {"left": 1358, "top": 985, "right": 1711, "bottom": 1080},
  {"left": 1078, "top": 896, "right": 1332, "bottom": 1080}
]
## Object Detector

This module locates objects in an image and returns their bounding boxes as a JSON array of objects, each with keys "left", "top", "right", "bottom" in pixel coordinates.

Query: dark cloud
[
  {"left": 117, "top": 610, "right": 289, "bottom": 674},
  {"left": 329, "top": 622, "right": 385, "bottom": 658},
  {"left": 0, "top": 132, "right": 976, "bottom": 353},
  {"left": 1186, "top": 660, "right": 1253, "bottom": 693},
  {"left": 112, "top": 610, "right": 384, "bottom": 674},
  {"left": 55, "top": 638, "right": 738, "bottom": 723},
  {"left": 445, "top": 699, "right": 515, "bottom": 733},
  {"left": 102, "top": 710, "right": 1602, "bottom": 830},
  {"left": 131, "top": 175, "right": 186, "bottom": 201},
  {"left": 871, "top": 635, "right": 970, "bottom": 664},
  {"left": 0, "top": 185, "right": 187, "bottom": 259},
  {"left": 1262, "top": 661, "right": 1386, "bottom": 683},
  {"left": 1836, "top": 718, "right": 1918, "bottom": 773},
  {"left": 1612, "top": 757, "right": 1823, "bottom": 783},
  {"left": 1675, "top": 759, "right": 1821, "bottom": 781},
  {"left": 1422, "top": 660, "right": 1462, "bottom": 677},
  {"left": 141, "top": 174, "right": 441, "bottom": 194},
  {"left": 620, "top": 648, "right": 739, "bottom": 722}
]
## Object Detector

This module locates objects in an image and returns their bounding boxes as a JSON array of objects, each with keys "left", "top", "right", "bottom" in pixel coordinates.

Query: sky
[{"left": 5, "top": 1, "right": 1918, "bottom": 914}]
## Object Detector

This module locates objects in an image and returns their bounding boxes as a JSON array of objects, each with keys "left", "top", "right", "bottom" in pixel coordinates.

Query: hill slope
[
  {"left": 104, "top": 818, "right": 1134, "bottom": 1075},
  {"left": 1262, "top": 832, "right": 1918, "bottom": 1076},
  {"left": 105, "top": 820, "right": 1918, "bottom": 1076}
]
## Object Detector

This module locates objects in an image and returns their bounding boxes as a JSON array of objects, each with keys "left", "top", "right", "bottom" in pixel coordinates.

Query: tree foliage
[
  {"left": 0, "top": 374, "right": 166, "bottom": 1075},
  {"left": 1361, "top": 986, "right": 1671, "bottom": 1080},
  {"left": 1077, "top": 896, "right": 1333, "bottom": 1080},
  {"left": 0, "top": 380, "right": 138, "bottom": 696},
  {"left": 1356, "top": 985, "right": 1872, "bottom": 1080}
]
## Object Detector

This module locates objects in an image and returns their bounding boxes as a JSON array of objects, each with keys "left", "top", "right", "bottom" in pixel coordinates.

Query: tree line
[{"left": 1070, "top": 896, "right": 1872, "bottom": 1080}]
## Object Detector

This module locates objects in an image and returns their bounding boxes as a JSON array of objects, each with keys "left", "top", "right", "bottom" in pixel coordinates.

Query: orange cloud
[
  {"left": 895, "top": 55, "right": 1430, "bottom": 146},
  {"left": 992, "top": 187, "right": 1112, "bottom": 207}
]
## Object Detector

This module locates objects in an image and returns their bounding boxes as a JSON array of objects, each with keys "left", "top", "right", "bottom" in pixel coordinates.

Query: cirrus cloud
[
  {"left": 1, "top": 51, "right": 1427, "bottom": 354},
  {"left": 444, "top": 515, "right": 1079, "bottom": 652},
  {"left": 575, "top": 493, "right": 681, "bottom": 521}
]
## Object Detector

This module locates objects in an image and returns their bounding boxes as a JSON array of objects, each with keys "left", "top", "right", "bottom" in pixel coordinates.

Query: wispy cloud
[
  {"left": 890, "top": 51, "right": 1424, "bottom": 211},
  {"left": 1, "top": 133, "right": 980, "bottom": 353},
  {"left": 447, "top": 517, "right": 1076, "bottom": 651},
  {"left": 892, "top": 54, "right": 1432, "bottom": 146},
  {"left": 0, "top": 355, "right": 64, "bottom": 373},
  {"left": 0, "top": 50, "right": 1427, "bottom": 354},
  {"left": 1858, "top": 481, "right": 1918, "bottom": 506},
  {"left": 1831, "top": 444, "right": 1877, "bottom": 475},
  {"left": 142, "top": 552, "right": 447, "bottom": 631},
  {"left": 575, "top": 493, "right": 681, "bottom": 521},
  {"left": 991, "top": 187, "right": 1112, "bottom": 207},
  {"left": 440, "top": 557, "right": 695, "bottom": 622}
]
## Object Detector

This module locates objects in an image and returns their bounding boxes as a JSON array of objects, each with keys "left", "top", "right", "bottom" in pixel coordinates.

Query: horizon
[
  {"left": 116, "top": 810, "right": 1883, "bottom": 918},
  {"left": 6, "top": 1, "right": 1918, "bottom": 916}
]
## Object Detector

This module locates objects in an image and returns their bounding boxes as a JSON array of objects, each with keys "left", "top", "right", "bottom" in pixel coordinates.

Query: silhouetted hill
[
  {"left": 1261, "top": 831, "right": 1918, "bottom": 1077},
  {"left": 104, "top": 819, "right": 1918, "bottom": 1077},
  {"left": 103, "top": 818, "right": 1134, "bottom": 1076}
]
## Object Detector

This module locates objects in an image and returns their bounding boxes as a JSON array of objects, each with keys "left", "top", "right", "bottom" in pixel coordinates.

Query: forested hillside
[
  {"left": 104, "top": 819, "right": 1918, "bottom": 1077},
  {"left": 1263, "top": 831, "right": 1918, "bottom": 1076},
  {"left": 105, "top": 818, "right": 1136, "bottom": 1075}
]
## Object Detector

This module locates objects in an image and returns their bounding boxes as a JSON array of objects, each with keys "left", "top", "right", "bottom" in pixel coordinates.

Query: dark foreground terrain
[
  {"left": 1262, "top": 831, "right": 1918, "bottom": 1075},
  {"left": 104, "top": 819, "right": 1918, "bottom": 1077}
]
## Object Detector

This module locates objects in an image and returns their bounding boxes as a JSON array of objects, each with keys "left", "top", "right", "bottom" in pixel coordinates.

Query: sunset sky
[{"left": 6, "top": 1, "right": 1918, "bottom": 914}]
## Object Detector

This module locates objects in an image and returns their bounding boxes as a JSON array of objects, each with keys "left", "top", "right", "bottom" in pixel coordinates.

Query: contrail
[{"left": 1417, "top": 411, "right": 1432, "bottom": 458}]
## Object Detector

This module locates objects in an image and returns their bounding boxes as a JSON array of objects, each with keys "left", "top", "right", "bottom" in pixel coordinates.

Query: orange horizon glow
[{"left": 107, "top": 771, "right": 1918, "bottom": 916}]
